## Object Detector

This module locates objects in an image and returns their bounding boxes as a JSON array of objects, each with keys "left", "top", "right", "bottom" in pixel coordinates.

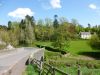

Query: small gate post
[
  {"left": 51, "top": 66, "right": 55, "bottom": 75},
  {"left": 39, "top": 57, "right": 44, "bottom": 75},
  {"left": 78, "top": 65, "right": 82, "bottom": 75}
]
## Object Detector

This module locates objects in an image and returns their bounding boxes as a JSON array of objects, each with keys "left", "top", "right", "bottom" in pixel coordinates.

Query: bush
[
  {"left": 36, "top": 44, "right": 67, "bottom": 54},
  {"left": 0, "top": 45, "right": 6, "bottom": 50},
  {"left": 89, "top": 34, "right": 100, "bottom": 49}
]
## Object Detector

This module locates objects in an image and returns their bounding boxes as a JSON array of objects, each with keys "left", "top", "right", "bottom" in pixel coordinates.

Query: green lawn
[
  {"left": 36, "top": 40, "right": 100, "bottom": 55},
  {"left": 67, "top": 40, "right": 99, "bottom": 55}
]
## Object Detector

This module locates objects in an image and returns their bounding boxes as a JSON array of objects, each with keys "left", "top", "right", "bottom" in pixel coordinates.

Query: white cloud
[
  {"left": 8, "top": 8, "right": 34, "bottom": 19},
  {"left": 88, "top": 4, "right": 100, "bottom": 16},
  {"left": 50, "top": 0, "right": 62, "bottom": 9},
  {"left": 89, "top": 4, "right": 97, "bottom": 10}
]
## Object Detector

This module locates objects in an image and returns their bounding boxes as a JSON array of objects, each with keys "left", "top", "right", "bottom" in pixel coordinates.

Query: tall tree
[
  {"left": 53, "top": 15, "right": 59, "bottom": 29},
  {"left": 8, "top": 21, "right": 12, "bottom": 30},
  {"left": 25, "top": 15, "right": 35, "bottom": 44},
  {"left": 45, "top": 18, "right": 53, "bottom": 41},
  {"left": 59, "top": 17, "right": 68, "bottom": 24},
  {"left": 71, "top": 19, "right": 79, "bottom": 26},
  {"left": 19, "top": 19, "right": 26, "bottom": 45},
  {"left": 19, "top": 15, "right": 35, "bottom": 46}
]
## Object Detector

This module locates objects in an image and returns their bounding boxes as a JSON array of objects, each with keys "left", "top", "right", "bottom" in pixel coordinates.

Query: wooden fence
[{"left": 31, "top": 58, "right": 82, "bottom": 75}]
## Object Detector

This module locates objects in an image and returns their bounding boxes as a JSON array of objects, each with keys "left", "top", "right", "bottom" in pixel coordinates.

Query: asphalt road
[{"left": 0, "top": 47, "right": 42, "bottom": 75}]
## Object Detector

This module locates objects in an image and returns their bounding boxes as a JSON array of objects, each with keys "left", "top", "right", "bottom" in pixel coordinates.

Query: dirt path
[{"left": 63, "top": 53, "right": 96, "bottom": 60}]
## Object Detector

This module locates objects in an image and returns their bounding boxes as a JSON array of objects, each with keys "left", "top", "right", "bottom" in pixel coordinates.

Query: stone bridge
[{"left": 0, "top": 47, "right": 44, "bottom": 75}]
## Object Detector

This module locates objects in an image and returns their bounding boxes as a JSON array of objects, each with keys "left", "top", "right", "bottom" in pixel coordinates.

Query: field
[
  {"left": 36, "top": 40, "right": 100, "bottom": 56},
  {"left": 24, "top": 40, "right": 100, "bottom": 75},
  {"left": 68, "top": 40, "right": 95, "bottom": 54},
  {"left": 38, "top": 40, "right": 100, "bottom": 74}
]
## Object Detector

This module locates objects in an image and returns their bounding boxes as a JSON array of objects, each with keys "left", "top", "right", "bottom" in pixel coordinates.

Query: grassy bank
[
  {"left": 45, "top": 50, "right": 100, "bottom": 75},
  {"left": 24, "top": 40, "right": 100, "bottom": 75},
  {"left": 23, "top": 65, "right": 39, "bottom": 75},
  {"left": 36, "top": 40, "right": 100, "bottom": 55}
]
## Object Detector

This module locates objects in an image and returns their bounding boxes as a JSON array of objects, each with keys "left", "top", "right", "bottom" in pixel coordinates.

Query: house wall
[{"left": 81, "top": 35, "right": 91, "bottom": 39}]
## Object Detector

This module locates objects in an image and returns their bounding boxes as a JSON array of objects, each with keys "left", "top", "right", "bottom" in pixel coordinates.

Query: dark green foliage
[
  {"left": 20, "top": 20, "right": 25, "bottom": 29},
  {"left": 19, "top": 15, "right": 35, "bottom": 46},
  {"left": 1, "top": 14, "right": 100, "bottom": 50},
  {"left": 36, "top": 44, "right": 67, "bottom": 54},
  {"left": 53, "top": 15, "right": 59, "bottom": 28},
  {"left": 0, "top": 25, "right": 7, "bottom": 30},
  {"left": 52, "top": 24, "right": 70, "bottom": 52},
  {"left": 24, "top": 64, "right": 39, "bottom": 75},
  {"left": 97, "top": 26, "right": 100, "bottom": 37},
  {"left": 8, "top": 21, "right": 12, "bottom": 30},
  {"left": 0, "top": 45, "right": 6, "bottom": 50},
  {"left": 89, "top": 34, "right": 100, "bottom": 49}
]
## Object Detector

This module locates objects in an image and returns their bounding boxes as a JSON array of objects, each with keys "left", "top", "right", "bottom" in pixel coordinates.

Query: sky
[{"left": 0, "top": 0, "right": 100, "bottom": 27}]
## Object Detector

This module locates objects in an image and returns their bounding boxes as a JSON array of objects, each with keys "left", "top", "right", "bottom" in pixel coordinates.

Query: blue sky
[{"left": 0, "top": 0, "right": 100, "bottom": 27}]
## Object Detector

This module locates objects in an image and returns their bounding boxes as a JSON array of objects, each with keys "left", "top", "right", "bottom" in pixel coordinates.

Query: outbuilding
[{"left": 80, "top": 32, "right": 91, "bottom": 39}]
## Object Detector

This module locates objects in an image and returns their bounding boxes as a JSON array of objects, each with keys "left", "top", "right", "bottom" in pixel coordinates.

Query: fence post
[
  {"left": 39, "top": 56, "right": 44, "bottom": 75},
  {"left": 78, "top": 65, "right": 82, "bottom": 75},
  {"left": 52, "top": 66, "right": 55, "bottom": 75},
  {"left": 66, "top": 66, "right": 69, "bottom": 75},
  {"left": 40, "top": 61, "right": 43, "bottom": 69},
  {"left": 39, "top": 61, "right": 42, "bottom": 75},
  {"left": 28, "top": 58, "right": 31, "bottom": 65}
]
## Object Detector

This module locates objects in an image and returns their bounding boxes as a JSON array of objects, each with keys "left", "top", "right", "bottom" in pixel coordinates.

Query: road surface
[{"left": 0, "top": 47, "right": 44, "bottom": 75}]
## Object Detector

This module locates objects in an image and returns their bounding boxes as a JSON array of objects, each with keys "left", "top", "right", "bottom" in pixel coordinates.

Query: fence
[{"left": 31, "top": 58, "right": 82, "bottom": 75}]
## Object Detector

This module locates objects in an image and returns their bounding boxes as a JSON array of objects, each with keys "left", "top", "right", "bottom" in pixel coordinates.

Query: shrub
[
  {"left": 36, "top": 44, "right": 67, "bottom": 54},
  {"left": 89, "top": 34, "right": 100, "bottom": 49},
  {"left": 0, "top": 45, "right": 6, "bottom": 50}
]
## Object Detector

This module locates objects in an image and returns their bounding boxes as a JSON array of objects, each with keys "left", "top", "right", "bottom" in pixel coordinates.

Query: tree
[
  {"left": 97, "top": 25, "right": 100, "bottom": 37},
  {"left": 89, "top": 33, "right": 100, "bottom": 49},
  {"left": 88, "top": 23, "right": 91, "bottom": 28},
  {"left": 8, "top": 21, "right": 12, "bottom": 30},
  {"left": 59, "top": 17, "right": 68, "bottom": 24},
  {"left": 45, "top": 18, "right": 52, "bottom": 26},
  {"left": 35, "top": 19, "right": 45, "bottom": 41},
  {"left": 52, "top": 24, "right": 69, "bottom": 51},
  {"left": 45, "top": 18, "right": 53, "bottom": 41},
  {"left": 68, "top": 23, "right": 77, "bottom": 39},
  {"left": 19, "top": 19, "right": 26, "bottom": 45},
  {"left": 76, "top": 25, "right": 84, "bottom": 33},
  {"left": 0, "top": 30, "right": 10, "bottom": 44},
  {"left": 71, "top": 19, "right": 79, "bottom": 26},
  {"left": 53, "top": 15, "right": 59, "bottom": 29},
  {"left": 19, "top": 15, "right": 35, "bottom": 46},
  {"left": 91, "top": 26, "right": 97, "bottom": 34}
]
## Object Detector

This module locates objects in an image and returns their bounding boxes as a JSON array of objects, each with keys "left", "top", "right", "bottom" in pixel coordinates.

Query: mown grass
[
  {"left": 36, "top": 40, "right": 100, "bottom": 57},
  {"left": 67, "top": 40, "right": 99, "bottom": 55}
]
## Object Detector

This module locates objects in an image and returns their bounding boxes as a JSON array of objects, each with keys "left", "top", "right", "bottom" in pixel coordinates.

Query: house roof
[{"left": 80, "top": 32, "right": 91, "bottom": 35}]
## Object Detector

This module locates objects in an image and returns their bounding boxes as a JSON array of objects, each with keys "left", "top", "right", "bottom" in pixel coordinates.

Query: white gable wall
[{"left": 81, "top": 34, "right": 91, "bottom": 39}]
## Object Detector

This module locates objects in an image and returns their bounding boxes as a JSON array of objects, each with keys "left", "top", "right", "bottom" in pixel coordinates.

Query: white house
[{"left": 80, "top": 32, "right": 91, "bottom": 39}]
